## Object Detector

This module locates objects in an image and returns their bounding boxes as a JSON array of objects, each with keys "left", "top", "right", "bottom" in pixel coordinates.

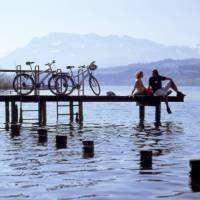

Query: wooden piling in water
[
  {"left": 38, "top": 101, "right": 42, "bottom": 125},
  {"left": 19, "top": 104, "right": 23, "bottom": 124},
  {"left": 155, "top": 103, "right": 161, "bottom": 126},
  {"left": 43, "top": 101, "right": 46, "bottom": 125},
  {"left": 139, "top": 105, "right": 145, "bottom": 125},
  {"left": 189, "top": 159, "right": 200, "bottom": 192},
  {"left": 11, "top": 102, "right": 18, "bottom": 124},
  {"left": 10, "top": 123, "right": 20, "bottom": 136},
  {"left": 56, "top": 135, "right": 67, "bottom": 149},
  {"left": 82, "top": 140, "right": 94, "bottom": 158},
  {"left": 38, "top": 100, "right": 46, "bottom": 126},
  {"left": 140, "top": 150, "right": 152, "bottom": 169},
  {"left": 189, "top": 159, "right": 200, "bottom": 178},
  {"left": 69, "top": 101, "right": 74, "bottom": 123},
  {"left": 78, "top": 101, "right": 83, "bottom": 124},
  {"left": 37, "top": 128, "right": 47, "bottom": 143},
  {"left": 5, "top": 101, "right": 9, "bottom": 130}
]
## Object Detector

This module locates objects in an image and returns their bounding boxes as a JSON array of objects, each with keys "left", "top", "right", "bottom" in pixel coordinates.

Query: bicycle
[
  {"left": 13, "top": 60, "right": 67, "bottom": 95},
  {"left": 58, "top": 61, "right": 101, "bottom": 96}
]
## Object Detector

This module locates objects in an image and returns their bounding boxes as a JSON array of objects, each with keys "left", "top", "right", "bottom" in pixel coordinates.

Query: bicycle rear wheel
[
  {"left": 89, "top": 75, "right": 101, "bottom": 96},
  {"left": 13, "top": 73, "right": 34, "bottom": 95},
  {"left": 64, "top": 76, "right": 74, "bottom": 95}
]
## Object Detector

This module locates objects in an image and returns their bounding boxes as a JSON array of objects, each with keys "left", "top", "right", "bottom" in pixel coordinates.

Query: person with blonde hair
[{"left": 131, "top": 71, "right": 152, "bottom": 96}]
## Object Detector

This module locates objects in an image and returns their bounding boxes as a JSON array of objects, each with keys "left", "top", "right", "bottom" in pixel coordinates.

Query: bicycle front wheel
[
  {"left": 48, "top": 75, "right": 67, "bottom": 95},
  {"left": 89, "top": 75, "right": 101, "bottom": 96},
  {"left": 13, "top": 73, "right": 34, "bottom": 95},
  {"left": 55, "top": 76, "right": 68, "bottom": 95}
]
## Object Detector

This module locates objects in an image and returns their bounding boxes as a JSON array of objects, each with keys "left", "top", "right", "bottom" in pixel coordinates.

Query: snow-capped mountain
[{"left": 0, "top": 32, "right": 200, "bottom": 69}]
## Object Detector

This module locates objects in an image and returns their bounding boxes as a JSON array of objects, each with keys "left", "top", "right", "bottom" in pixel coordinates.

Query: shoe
[
  {"left": 177, "top": 91, "right": 186, "bottom": 97},
  {"left": 167, "top": 90, "right": 172, "bottom": 96},
  {"left": 167, "top": 107, "right": 172, "bottom": 114}
]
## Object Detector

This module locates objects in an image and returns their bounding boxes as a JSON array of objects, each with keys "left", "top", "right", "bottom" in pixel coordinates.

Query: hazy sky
[{"left": 0, "top": 0, "right": 200, "bottom": 57}]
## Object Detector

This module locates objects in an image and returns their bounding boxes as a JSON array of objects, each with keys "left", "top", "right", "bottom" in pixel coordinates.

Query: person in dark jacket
[{"left": 148, "top": 69, "right": 185, "bottom": 114}]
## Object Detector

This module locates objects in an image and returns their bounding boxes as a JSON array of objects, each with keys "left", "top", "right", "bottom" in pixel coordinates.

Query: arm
[
  {"left": 160, "top": 75, "right": 172, "bottom": 81},
  {"left": 130, "top": 80, "right": 137, "bottom": 96},
  {"left": 148, "top": 77, "right": 151, "bottom": 90},
  {"left": 164, "top": 77, "right": 172, "bottom": 81},
  {"left": 131, "top": 84, "right": 136, "bottom": 96}
]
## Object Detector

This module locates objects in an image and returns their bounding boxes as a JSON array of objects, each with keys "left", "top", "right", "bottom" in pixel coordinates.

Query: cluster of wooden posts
[
  {"left": 138, "top": 102, "right": 161, "bottom": 127},
  {"left": 3, "top": 94, "right": 200, "bottom": 191},
  {"left": 2, "top": 94, "right": 185, "bottom": 131},
  {"left": 5, "top": 99, "right": 84, "bottom": 129},
  {"left": 139, "top": 151, "right": 200, "bottom": 192},
  {"left": 4, "top": 97, "right": 84, "bottom": 152},
  {"left": 5, "top": 99, "right": 93, "bottom": 157},
  {"left": 37, "top": 127, "right": 94, "bottom": 158}
]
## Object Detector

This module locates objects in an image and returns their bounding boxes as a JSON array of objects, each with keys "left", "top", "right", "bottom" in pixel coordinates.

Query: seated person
[
  {"left": 131, "top": 71, "right": 152, "bottom": 96},
  {"left": 148, "top": 69, "right": 184, "bottom": 97},
  {"left": 148, "top": 69, "right": 185, "bottom": 114}
]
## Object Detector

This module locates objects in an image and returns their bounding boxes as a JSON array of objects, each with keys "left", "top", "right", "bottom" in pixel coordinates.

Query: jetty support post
[
  {"left": 140, "top": 150, "right": 152, "bottom": 169},
  {"left": 19, "top": 104, "right": 23, "bottom": 124},
  {"left": 38, "top": 100, "right": 46, "bottom": 126},
  {"left": 139, "top": 105, "right": 145, "bottom": 126},
  {"left": 11, "top": 101, "right": 18, "bottom": 124},
  {"left": 5, "top": 101, "right": 10, "bottom": 130},
  {"left": 189, "top": 159, "right": 200, "bottom": 192},
  {"left": 155, "top": 103, "right": 161, "bottom": 127},
  {"left": 82, "top": 140, "right": 94, "bottom": 158},
  {"left": 56, "top": 135, "right": 67, "bottom": 149},
  {"left": 37, "top": 127, "right": 48, "bottom": 143},
  {"left": 78, "top": 101, "right": 83, "bottom": 124},
  {"left": 69, "top": 101, "right": 74, "bottom": 123}
]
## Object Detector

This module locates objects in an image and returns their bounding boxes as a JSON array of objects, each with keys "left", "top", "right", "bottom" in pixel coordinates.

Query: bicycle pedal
[{"left": 36, "top": 83, "right": 40, "bottom": 88}]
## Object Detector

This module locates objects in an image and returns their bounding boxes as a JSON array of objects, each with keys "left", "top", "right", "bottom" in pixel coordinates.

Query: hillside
[{"left": 96, "top": 58, "right": 200, "bottom": 86}]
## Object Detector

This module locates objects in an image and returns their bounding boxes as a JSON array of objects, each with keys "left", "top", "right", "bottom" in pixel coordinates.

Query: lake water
[{"left": 0, "top": 86, "right": 199, "bottom": 199}]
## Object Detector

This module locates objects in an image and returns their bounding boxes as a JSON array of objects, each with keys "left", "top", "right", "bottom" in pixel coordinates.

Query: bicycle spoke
[
  {"left": 89, "top": 76, "right": 100, "bottom": 96},
  {"left": 13, "top": 73, "right": 34, "bottom": 95}
]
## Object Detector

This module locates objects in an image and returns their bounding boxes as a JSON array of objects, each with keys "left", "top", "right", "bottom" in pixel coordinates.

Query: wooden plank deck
[
  {"left": 0, "top": 95, "right": 185, "bottom": 102},
  {"left": 0, "top": 69, "right": 56, "bottom": 73}
]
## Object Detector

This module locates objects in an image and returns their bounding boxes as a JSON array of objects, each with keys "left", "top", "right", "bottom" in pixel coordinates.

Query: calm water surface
[{"left": 0, "top": 86, "right": 199, "bottom": 199}]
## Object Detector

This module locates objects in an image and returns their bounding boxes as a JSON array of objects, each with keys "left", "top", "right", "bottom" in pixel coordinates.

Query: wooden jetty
[{"left": 0, "top": 95, "right": 184, "bottom": 129}]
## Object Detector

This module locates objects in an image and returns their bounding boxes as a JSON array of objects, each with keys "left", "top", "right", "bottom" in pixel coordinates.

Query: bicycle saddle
[
  {"left": 26, "top": 61, "right": 35, "bottom": 65},
  {"left": 66, "top": 66, "right": 74, "bottom": 69}
]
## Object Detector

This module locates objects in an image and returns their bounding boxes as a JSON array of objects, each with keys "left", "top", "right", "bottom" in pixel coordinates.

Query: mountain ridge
[
  {"left": 0, "top": 32, "right": 199, "bottom": 68},
  {"left": 96, "top": 58, "right": 200, "bottom": 86}
]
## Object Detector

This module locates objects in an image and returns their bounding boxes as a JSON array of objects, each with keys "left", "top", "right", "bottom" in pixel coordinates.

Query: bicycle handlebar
[
  {"left": 26, "top": 61, "right": 35, "bottom": 65},
  {"left": 66, "top": 66, "right": 75, "bottom": 69},
  {"left": 87, "top": 61, "right": 97, "bottom": 70},
  {"left": 45, "top": 60, "right": 56, "bottom": 66}
]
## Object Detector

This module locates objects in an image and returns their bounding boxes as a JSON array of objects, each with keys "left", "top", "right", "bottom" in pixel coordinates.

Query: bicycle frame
[
  {"left": 70, "top": 67, "right": 92, "bottom": 87},
  {"left": 38, "top": 68, "right": 53, "bottom": 85},
  {"left": 27, "top": 63, "right": 55, "bottom": 87}
]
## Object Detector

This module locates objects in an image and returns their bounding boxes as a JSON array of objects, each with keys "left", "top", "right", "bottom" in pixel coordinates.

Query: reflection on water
[
  {"left": 133, "top": 122, "right": 184, "bottom": 158},
  {"left": 0, "top": 86, "right": 199, "bottom": 199},
  {"left": 0, "top": 121, "right": 190, "bottom": 200}
]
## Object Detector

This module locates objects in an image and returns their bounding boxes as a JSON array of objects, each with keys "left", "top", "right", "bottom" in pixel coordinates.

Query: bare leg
[
  {"left": 169, "top": 80, "right": 185, "bottom": 97},
  {"left": 171, "top": 80, "right": 178, "bottom": 92},
  {"left": 169, "top": 80, "right": 178, "bottom": 92},
  {"left": 164, "top": 96, "right": 172, "bottom": 114}
]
